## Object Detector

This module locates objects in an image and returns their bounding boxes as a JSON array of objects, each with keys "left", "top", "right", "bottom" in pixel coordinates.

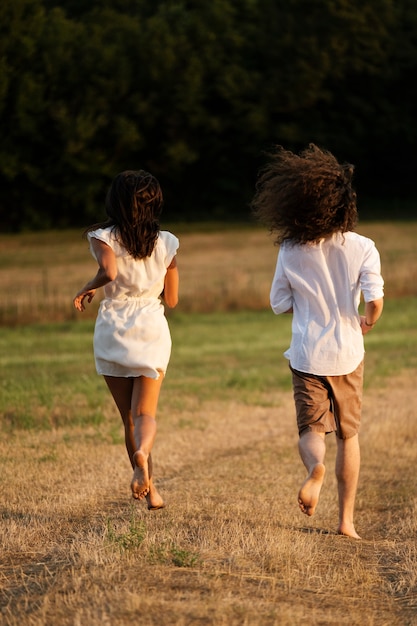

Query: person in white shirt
[{"left": 252, "top": 144, "right": 384, "bottom": 539}]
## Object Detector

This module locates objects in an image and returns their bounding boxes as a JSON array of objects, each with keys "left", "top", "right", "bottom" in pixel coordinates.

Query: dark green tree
[{"left": 1, "top": 0, "right": 416, "bottom": 230}]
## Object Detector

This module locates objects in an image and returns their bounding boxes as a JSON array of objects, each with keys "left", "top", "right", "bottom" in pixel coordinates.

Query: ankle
[{"left": 133, "top": 449, "right": 149, "bottom": 464}]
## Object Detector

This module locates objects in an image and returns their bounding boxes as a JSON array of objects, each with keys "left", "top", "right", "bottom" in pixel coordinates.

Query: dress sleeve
[
  {"left": 87, "top": 228, "right": 117, "bottom": 260},
  {"left": 161, "top": 231, "right": 179, "bottom": 266}
]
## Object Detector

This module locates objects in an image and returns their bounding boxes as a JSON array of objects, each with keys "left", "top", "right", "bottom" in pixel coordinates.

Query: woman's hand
[
  {"left": 73, "top": 289, "right": 96, "bottom": 312},
  {"left": 73, "top": 238, "right": 117, "bottom": 312}
]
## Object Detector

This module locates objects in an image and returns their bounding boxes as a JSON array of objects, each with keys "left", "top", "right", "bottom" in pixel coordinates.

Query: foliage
[{"left": 1, "top": 0, "right": 417, "bottom": 230}]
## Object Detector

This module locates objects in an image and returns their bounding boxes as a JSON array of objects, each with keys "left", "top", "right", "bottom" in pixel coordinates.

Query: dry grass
[
  {"left": 1, "top": 222, "right": 417, "bottom": 625},
  {"left": 1, "top": 221, "right": 416, "bottom": 323},
  {"left": 1, "top": 373, "right": 417, "bottom": 625}
]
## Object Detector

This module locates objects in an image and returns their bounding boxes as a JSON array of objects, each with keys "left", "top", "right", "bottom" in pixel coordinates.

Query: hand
[
  {"left": 73, "top": 289, "right": 96, "bottom": 312},
  {"left": 360, "top": 316, "right": 374, "bottom": 335}
]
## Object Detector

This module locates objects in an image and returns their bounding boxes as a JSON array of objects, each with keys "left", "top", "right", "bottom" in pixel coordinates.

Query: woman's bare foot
[
  {"left": 146, "top": 481, "right": 165, "bottom": 511},
  {"left": 337, "top": 522, "right": 361, "bottom": 539},
  {"left": 131, "top": 450, "right": 150, "bottom": 500},
  {"left": 298, "top": 463, "right": 326, "bottom": 516}
]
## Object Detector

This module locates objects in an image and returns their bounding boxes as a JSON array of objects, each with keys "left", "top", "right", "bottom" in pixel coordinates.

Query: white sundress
[{"left": 87, "top": 228, "right": 179, "bottom": 379}]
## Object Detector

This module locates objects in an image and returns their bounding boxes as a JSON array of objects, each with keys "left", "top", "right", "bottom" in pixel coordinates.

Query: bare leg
[
  {"left": 104, "top": 375, "right": 165, "bottom": 508},
  {"left": 104, "top": 377, "right": 135, "bottom": 459},
  {"left": 131, "top": 414, "right": 155, "bottom": 500},
  {"left": 130, "top": 375, "right": 164, "bottom": 502},
  {"left": 146, "top": 454, "right": 165, "bottom": 510},
  {"left": 336, "top": 434, "right": 361, "bottom": 539},
  {"left": 297, "top": 431, "right": 326, "bottom": 516}
]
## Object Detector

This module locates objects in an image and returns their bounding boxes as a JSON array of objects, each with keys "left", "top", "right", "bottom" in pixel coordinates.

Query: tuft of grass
[
  {"left": 149, "top": 541, "right": 201, "bottom": 568},
  {"left": 106, "top": 512, "right": 146, "bottom": 552}
]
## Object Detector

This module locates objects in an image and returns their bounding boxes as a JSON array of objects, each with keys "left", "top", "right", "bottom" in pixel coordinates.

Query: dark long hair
[
  {"left": 251, "top": 144, "right": 358, "bottom": 245},
  {"left": 86, "top": 170, "right": 163, "bottom": 258}
]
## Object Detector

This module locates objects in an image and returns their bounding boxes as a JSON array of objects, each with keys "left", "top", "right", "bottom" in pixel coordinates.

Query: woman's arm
[
  {"left": 162, "top": 256, "right": 179, "bottom": 308},
  {"left": 73, "top": 238, "right": 117, "bottom": 311}
]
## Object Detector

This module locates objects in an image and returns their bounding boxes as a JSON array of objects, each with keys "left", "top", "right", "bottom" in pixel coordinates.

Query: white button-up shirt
[{"left": 270, "top": 231, "right": 384, "bottom": 376}]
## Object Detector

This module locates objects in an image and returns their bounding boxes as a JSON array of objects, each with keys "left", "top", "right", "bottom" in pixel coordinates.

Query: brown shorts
[{"left": 290, "top": 361, "right": 364, "bottom": 440}]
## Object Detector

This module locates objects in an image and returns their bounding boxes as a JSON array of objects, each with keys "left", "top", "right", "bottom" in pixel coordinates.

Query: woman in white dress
[{"left": 73, "top": 170, "right": 179, "bottom": 509}]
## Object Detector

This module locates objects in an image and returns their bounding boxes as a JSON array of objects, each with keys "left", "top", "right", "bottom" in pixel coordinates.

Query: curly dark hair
[
  {"left": 251, "top": 144, "right": 358, "bottom": 245},
  {"left": 85, "top": 170, "right": 163, "bottom": 259}
]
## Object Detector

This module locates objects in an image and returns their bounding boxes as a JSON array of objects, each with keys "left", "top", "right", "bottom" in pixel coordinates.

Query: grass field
[
  {"left": 1, "top": 221, "right": 416, "bottom": 323},
  {"left": 1, "top": 223, "right": 417, "bottom": 625}
]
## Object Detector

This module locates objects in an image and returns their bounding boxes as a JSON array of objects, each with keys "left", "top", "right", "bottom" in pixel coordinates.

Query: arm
[
  {"left": 73, "top": 238, "right": 117, "bottom": 312},
  {"left": 162, "top": 256, "right": 179, "bottom": 308},
  {"left": 270, "top": 251, "right": 293, "bottom": 315},
  {"left": 359, "top": 240, "right": 384, "bottom": 335},
  {"left": 360, "top": 298, "right": 384, "bottom": 335}
]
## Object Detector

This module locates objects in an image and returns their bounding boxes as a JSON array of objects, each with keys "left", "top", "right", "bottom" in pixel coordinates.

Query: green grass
[{"left": 0, "top": 298, "right": 415, "bottom": 432}]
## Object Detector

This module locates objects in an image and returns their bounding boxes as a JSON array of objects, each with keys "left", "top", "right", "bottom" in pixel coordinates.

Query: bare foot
[
  {"left": 298, "top": 463, "right": 326, "bottom": 516},
  {"left": 338, "top": 523, "right": 361, "bottom": 539},
  {"left": 131, "top": 450, "right": 150, "bottom": 500},
  {"left": 146, "top": 482, "right": 165, "bottom": 511}
]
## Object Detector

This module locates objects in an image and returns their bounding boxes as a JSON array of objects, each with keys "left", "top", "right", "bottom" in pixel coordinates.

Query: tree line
[{"left": 1, "top": 0, "right": 416, "bottom": 231}]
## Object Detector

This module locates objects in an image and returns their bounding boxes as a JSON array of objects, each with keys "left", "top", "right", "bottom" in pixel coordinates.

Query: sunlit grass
[
  {"left": 1, "top": 222, "right": 417, "bottom": 323},
  {"left": 0, "top": 298, "right": 415, "bottom": 431},
  {"left": 1, "top": 225, "right": 416, "bottom": 625}
]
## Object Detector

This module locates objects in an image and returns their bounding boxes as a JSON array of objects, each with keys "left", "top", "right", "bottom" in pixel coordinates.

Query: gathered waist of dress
[{"left": 102, "top": 295, "right": 161, "bottom": 304}]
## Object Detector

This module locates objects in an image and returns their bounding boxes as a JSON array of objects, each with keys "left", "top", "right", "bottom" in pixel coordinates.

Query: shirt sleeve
[
  {"left": 270, "top": 248, "right": 293, "bottom": 314},
  {"left": 360, "top": 240, "right": 384, "bottom": 302}
]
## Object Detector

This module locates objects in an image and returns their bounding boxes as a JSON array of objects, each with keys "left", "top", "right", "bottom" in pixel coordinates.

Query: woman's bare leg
[
  {"left": 130, "top": 374, "right": 164, "bottom": 502},
  {"left": 104, "top": 375, "right": 164, "bottom": 508},
  {"left": 104, "top": 376, "right": 135, "bottom": 460},
  {"left": 336, "top": 434, "right": 361, "bottom": 539}
]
